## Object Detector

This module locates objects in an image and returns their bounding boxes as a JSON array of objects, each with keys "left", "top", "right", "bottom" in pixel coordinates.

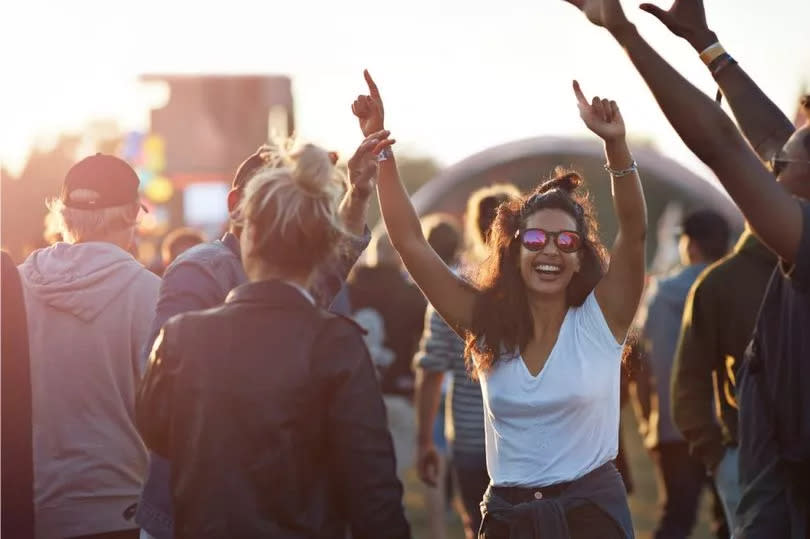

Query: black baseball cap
[{"left": 61, "top": 154, "right": 144, "bottom": 210}]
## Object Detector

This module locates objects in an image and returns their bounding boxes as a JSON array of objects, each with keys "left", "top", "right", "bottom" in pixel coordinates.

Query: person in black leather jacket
[{"left": 136, "top": 137, "right": 410, "bottom": 539}]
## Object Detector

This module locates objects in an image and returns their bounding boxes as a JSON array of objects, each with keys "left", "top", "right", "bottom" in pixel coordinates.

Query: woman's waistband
[{"left": 488, "top": 462, "right": 616, "bottom": 505}]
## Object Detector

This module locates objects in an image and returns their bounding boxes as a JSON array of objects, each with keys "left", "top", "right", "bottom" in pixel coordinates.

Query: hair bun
[
  {"left": 291, "top": 144, "right": 339, "bottom": 197},
  {"left": 537, "top": 169, "right": 582, "bottom": 195}
]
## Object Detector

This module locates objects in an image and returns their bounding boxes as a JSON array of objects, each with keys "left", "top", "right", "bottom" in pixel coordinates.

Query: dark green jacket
[{"left": 671, "top": 231, "right": 776, "bottom": 472}]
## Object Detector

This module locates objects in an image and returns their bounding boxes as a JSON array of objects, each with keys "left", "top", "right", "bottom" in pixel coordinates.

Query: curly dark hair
[{"left": 464, "top": 167, "right": 608, "bottom": 376}]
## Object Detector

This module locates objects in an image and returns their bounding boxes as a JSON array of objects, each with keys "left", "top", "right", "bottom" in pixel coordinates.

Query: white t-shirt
[{"left": 478, "top": 292, "right": 623, "bottom": 487}]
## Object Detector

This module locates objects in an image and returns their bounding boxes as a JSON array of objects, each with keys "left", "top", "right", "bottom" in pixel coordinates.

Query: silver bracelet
[
  {"left": 604, "top": 160, "right": 638, "bottom": 178},
  {"left": 376, "top": 147, "right": 394, "bottom": 162}
]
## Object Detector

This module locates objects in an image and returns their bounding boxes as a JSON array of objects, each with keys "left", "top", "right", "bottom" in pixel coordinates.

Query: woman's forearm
[
  {"left": 605, "top": 138, "right": 647, "bottom": 241},
  {"left": 376, "top": 154, "right": 426, "bottom": 252}
]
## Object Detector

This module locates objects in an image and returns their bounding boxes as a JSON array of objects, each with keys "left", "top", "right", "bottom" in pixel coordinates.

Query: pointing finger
[
  {"left": 364, "top": 69, "right": 381, "bottom": 99},
  {"left": 573, "top": 80, "right": 589, "bottom": 107}
]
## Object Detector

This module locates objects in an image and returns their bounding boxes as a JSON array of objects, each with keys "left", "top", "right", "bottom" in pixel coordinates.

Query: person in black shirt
[
  {"left": 1, "top": 251, "right": 34, "bottom": 539},
  {"left": 565, "top": 1, "right": 810, "bottom": 536},
  {"left": 137, "top": 138, "right": 410, "bottom": 539},
  {"left": 347, "top": 231, "right": 427, "bottom": 480}
]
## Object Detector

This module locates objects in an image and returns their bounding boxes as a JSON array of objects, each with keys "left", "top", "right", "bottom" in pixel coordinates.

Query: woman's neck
[{"left": 527, "top": 292, "right": 569, "bottom": 336}]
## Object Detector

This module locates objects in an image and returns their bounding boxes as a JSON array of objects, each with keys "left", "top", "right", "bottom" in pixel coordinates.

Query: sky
[{"left": 2, "top": 0, "right": 809, "bottom": 185}]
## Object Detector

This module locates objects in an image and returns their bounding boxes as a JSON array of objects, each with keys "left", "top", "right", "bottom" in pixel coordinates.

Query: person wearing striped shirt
[{"left": 414, "top": 185, "right": 519, "bottom": 539}]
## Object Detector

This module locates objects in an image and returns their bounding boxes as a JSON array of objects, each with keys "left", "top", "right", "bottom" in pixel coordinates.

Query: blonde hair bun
[
  {"left": 239, "top": 138, "right": 348, "bottom": 275},
  {"left": 289, "top": 144, "right": 342, "bottom": 198}
]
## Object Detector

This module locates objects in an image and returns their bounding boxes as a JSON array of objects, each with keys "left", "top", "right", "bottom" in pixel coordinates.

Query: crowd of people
[{"left": 2, "top": 0, "right": 809, "bottom": 538}]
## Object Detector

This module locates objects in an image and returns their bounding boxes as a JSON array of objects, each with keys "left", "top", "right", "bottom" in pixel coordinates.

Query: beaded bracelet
[{"left": 604, "top": 161, "right": 638, "bottom": 178}]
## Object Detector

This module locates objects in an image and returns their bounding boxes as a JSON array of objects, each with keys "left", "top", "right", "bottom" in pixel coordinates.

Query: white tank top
[{"left": 478, "top": 292, "right": 623, "bottom": 487}]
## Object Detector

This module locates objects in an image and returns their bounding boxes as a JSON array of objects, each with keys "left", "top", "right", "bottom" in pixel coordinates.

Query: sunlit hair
[
  {"left": 45, "top": 194, "right": 140, "bottom": 244},
  {"left": 238, "top": 140, "right": 347, "bottom": 275},
  {"left": 464, "top": 183, "right": 522, "bottom": 264},
  {"left": 464, "top": 168, "right": 608, "bottom": 376}
]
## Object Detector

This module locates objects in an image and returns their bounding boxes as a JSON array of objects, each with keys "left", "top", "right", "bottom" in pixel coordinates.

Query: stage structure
[{"left": 409, "top": 136, "right": 742, "bottom": 267}]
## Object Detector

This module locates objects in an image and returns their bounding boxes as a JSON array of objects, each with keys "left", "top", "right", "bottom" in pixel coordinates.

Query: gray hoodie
[{"left": 18, "top": 242, "right": 160, "bottom": 539}]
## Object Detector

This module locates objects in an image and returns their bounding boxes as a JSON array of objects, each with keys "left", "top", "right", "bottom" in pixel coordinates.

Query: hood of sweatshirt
[{"left": 19, "top": 242, "right": 149, "bottom": 323}]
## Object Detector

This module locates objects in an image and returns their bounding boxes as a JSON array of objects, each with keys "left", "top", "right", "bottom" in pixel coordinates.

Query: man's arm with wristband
[{"left": 640, "top": 0, "right": 795, "bottom": 162}]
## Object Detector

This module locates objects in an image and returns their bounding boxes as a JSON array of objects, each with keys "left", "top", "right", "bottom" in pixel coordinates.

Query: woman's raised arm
[
  {"left": 570, "top": 81, "right": 647, "bottom": 342},
  {"left": 352, "top": 71, "right": 478, "bottom": 335}
]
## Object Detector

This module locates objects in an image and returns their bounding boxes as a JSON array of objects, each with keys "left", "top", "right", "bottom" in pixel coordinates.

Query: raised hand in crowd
[
  {"left": 353, "top": 69, "right": 385, "bottom": 136},
  {"left": 573, "top": 80, "right": 625, "bottom": 142},
  {"left": 573, "top": 80, "right": 647, "bottom": 342},
  {"left": 638, "top": 0, "right": 716, "bottom": 50},
  {"left": 639, "top": 0, "right": 795, "bottom": 161},
  {"left": 563, "top": 0, "right": 634, "bottom": 37},
  {"left": 347, "top": 130, "right": 396, "bottom": 197},
  {"left": 352, "top": 70, "right": 478, "bottom": 338},
  {"left": 340, "top": 129, "right": 396, "bottom": 235},
  {"left": 563, "top": 0, "right": 807, "bottom": 265}
]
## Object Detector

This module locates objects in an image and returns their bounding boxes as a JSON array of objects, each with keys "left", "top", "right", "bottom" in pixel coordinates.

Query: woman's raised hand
[
  {"left": 347, "top": 130, "right": 396, "bottom": 196},
  {"left": 352, "top": 70, "right": 385, "bottom": 137},
  {"left": 573, "top": 80, "right": 625, "bottom": 142}
]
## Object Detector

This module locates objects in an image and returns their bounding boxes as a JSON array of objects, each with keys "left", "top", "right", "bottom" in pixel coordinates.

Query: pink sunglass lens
[
  {"left": 557, "top": 232, "right": 581, "bottom": 251},
  {"left": 522, "top": 230, "right": 548, "bottom": 250}
]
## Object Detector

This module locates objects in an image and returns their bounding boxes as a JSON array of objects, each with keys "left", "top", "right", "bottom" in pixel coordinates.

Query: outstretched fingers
[
  {"left": 350, "top": 130, "right": 394, "bottom": 163},
  {"left": 350, "top": 138, "right": 380, "bottom": 164},
  {"left": 364, "top": 129, "right": 391, "bottom": 144},
  {"left": 372, "top": 138, "right": 396, "bottom": 155}
]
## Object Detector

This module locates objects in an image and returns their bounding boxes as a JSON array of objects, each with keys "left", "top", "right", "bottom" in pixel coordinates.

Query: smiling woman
[
  {"left": 354, "top": 70, "right": 647, "bottom": 538},
  {"left": 467, "top": 169, "right": 608, "bottom": 373}
]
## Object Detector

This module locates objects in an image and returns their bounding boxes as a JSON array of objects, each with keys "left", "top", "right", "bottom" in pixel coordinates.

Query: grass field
[{"left": 403, "top": 408, "right": 717, "bottom": 538}]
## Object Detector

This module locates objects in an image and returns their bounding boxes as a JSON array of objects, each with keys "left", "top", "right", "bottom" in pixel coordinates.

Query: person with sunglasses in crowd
[
  {"left": 352, "top": 69, "right": 646, "bottom": 538},
  {"left": 564, "top": 1, "right": 810, "bottom": 536}
]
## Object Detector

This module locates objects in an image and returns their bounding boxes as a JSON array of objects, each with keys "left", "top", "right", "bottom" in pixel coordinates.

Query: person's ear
[{"left": 227, "top": 188, "right": 242, "bottom": 213}]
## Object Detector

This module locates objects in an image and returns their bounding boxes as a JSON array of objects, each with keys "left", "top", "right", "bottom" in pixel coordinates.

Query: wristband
[
  {"left": 376, "top": 147, "right": 394, "bottom": 162},
  {"left": 699, "top": 42, "right": 726, "bottom": 66},
  {"left": 710, "top": 54, "right": 738, "bottom": 78},
  {"left": 604, "top": 161, "right": 638, "bottom": 178}
]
